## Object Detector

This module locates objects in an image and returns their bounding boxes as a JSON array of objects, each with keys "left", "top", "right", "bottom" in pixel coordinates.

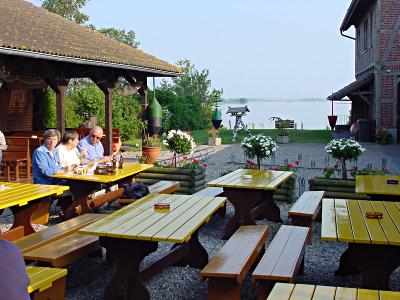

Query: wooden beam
[
  {"left": 136, "top": 77, "right": 148, "bottom": 140},
  {"left": 46, "top": 79, "right": 69, "bottom": 136}
]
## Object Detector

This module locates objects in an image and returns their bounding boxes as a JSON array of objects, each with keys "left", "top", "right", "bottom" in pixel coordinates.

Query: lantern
[
  {"left": 147, "top": 97, "right": 162, "bottom": 135},
  {"left": 211, "top": 107, "right": 222, "bottom": 129}
]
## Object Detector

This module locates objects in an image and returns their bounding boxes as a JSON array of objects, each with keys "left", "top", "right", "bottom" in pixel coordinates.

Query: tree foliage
[
  {"left": 96, "top": 28, "right": 140, "bottom": 48},
  {"left": 41, "top": 0, "right": 89, "bottom": 24}
]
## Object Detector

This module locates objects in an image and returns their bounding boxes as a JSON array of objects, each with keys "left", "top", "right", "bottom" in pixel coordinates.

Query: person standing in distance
[{"left": 78, "top": 126, "right": 111, "bottom": 164}]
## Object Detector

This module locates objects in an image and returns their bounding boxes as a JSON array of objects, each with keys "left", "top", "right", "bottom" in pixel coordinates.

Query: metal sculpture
[{"left": 226, "top": 106, "right": 250, "bottom": 141}]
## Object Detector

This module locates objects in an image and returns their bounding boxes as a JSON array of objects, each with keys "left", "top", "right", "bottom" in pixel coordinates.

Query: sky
[{"left": 28, "top": 0, "right": 356, "bottom": 100}]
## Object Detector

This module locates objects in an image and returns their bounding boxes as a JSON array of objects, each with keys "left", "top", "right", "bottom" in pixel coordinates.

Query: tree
[{"left": 41, "top": 0, "right": 89, "bottom": 24}]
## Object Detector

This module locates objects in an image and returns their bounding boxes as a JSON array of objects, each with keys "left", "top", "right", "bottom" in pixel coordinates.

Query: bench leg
[
  {"left": 257, "top": 280, "right": 274, "bottom": 300},
  {"left": 31, "top": 276, "right": 66, "bottom": 300},
  {"left": 207, "top": 278, "right": 240, "bottom": 300}
]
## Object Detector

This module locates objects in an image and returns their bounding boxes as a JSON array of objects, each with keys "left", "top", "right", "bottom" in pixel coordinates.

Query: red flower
[
  {"left": 287, "top": 163, "right": 293, "bottom": 168},
  {"left": 183, "top": 156, "right": 188, "bottom": 160},
  {"left": 334, "top": 164, "right": 339, "bottom": 169},
  {"left": 294, "top": 160, "right": 299, "bottom": 165},
  {"left": 193, "top": 159, "right": 198, "bottom": 164},
  {"left": 203, "top": 163, "right": 207, "bottom": 168}
]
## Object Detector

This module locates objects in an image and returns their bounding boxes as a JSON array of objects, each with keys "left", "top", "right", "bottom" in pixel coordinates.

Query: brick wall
[
  {"left": 0, "top": 87, "right": 32, "bottom": 132},
  {"left": 380, "top": 75, "right": 394, "bottom": 98},
  {"left": 381, "top": 0, "right": 400, "bottom": 29},
  {"left": 381, "top": 102, "right": 393, "bottom": 126}
]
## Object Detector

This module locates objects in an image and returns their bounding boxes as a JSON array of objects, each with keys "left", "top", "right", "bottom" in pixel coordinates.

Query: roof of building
[
  {"left": 226, "top": 106, "right": 250, "bottom": 114},
  {"left": 327, "top": 74, "right": 374, "bottom": 100},
  {"left": 341, "top": 0, "right": 375, "bottom": 31},
  {"left": 0, "top": 0, "right": 182, "bottom": 76}
]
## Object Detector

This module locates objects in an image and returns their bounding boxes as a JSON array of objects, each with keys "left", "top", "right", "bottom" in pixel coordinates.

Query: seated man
[
  {"left": 78, "top": 126, "right": 111, "bottom": 164},
  {"left": 32, "top": 129, "right": 76, "bottom": 184},
  {"left": 0, "top": 240, "right": 30, "bottom": 300}
]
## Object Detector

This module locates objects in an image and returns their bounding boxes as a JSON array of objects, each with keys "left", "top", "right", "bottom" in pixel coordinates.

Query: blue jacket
[{"left": 32, "top": 145, "right": 63, "bottom": 184}]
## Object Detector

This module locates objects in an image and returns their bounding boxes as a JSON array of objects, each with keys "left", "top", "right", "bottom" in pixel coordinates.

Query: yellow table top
[
  {"left": 321, "top": 198, "right": 400, "bottom": 245},
  {"left": 80, "top": 193, "right": 227, "bottom": 243},
  {"left": 356, "top": 175, "right": 400, "bottom": 196},
  {"left": 207, "top": 168, "right": 293, "bottom": 190},
  {"left": 0, "top": 182, "right": 69, "bottom": 209},
  {"left": 267, "top": 283, "right": 400, "bottom": 300},
  {"left": 52, "top": 162, "right": 153, "bottom": 183}
]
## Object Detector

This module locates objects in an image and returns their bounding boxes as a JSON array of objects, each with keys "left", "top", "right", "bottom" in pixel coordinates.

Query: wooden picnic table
[
  {"left": 356, "top": 175, "right": 400, "bottom": 201},
  {"left": 321, "top": 198, "right": 400, "bottom": 289},
  {"left": 79, "top": 193, "right": 226, "bottom": 300},
  {"left": 52, "top": 162, "right": 152, "bottom": 219},
  {"left": 207, "top": 168, "right": 293, "bottom": 239},
  {"left": 267, "top": 282, "right": 400, "bottom": 300},
  {"left": 0, "top": 182, "right": 68, "bottom": 235}
]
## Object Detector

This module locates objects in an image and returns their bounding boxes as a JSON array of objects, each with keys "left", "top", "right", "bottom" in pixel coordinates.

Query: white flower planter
[
  {"left": 277, "top": 135, "right": 290, "bottom": 144},
  {"left": 208, "top": 137, "right": 221, "bottom": 146}
]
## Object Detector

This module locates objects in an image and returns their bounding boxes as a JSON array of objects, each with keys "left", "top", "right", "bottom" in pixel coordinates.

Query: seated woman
[
  {"left": 57, "top": 130, "right": 88, "bottom": 167},
  {"left": 32, "top": 129, "right": 76, "bottom": 184}
]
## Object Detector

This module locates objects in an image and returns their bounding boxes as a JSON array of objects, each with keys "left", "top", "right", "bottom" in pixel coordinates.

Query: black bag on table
[{"left": 122, "top": 183, "right": 150, "bottom": 199}]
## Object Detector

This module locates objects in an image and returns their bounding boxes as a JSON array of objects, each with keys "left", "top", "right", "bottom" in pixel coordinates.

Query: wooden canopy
[{"left": 0, "top": 0, "right": 182, "bottom": 153}]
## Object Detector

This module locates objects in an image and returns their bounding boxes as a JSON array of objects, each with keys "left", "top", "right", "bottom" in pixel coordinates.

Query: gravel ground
[{"left": 1, "top": 142, "right": 400, "bottom": 299}]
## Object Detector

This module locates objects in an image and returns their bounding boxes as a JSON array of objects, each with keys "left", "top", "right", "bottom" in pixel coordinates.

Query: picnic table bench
[
  {"left": 288, "top": 191, "right": 325, "bottom": 244},
  {"left": 27, "top": 266, "right": 67, "bottom": 300},
  {"left": 274, "top": 119, "right": 296, "bottom": 129},
  {"left": 267, "top": 282, "right": 400, "bottom": 300},
  {"left": 14, "top": 213, "right": 104, "bottom": 267},
  {"left": 200, "top": 225, "right": 269, "bottom": 300},
  {"left": 252, "top": 225, "right": 309, "bottom": 299}
]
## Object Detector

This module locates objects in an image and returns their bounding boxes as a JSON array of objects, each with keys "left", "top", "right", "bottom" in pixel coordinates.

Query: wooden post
[
  {"left": 104, "top": 87, "right": 113, "bottom": 156},
  {"left": 137, "top": 78, "right": 148, "bottom": 141},
  {"left": 46, "top": 79, "right": 69, "bottom": 136}
]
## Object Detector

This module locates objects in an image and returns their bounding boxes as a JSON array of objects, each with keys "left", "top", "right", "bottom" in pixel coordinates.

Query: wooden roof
[
  {"left": 0, "top": 0, "right": 182, "bottom": 76},
  {"left": 340, "top": 0, "right": 375, "bottom": 31},
  {"left": 327, "top": 74, "right": 373, "bottom": 101}
]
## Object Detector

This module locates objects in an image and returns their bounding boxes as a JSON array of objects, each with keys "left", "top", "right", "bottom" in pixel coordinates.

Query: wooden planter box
[
  {"left": 274, "top": 176, "right": 295, "bottom": 202},
  {"left": 134, "top": 167, "right": 206, "bottom": 194},
  {"left": 309, "top": 177, "right": 370, "bottom": 200}
]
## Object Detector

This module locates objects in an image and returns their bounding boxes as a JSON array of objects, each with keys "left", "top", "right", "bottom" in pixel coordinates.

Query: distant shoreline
[{"left": 222, "top": 98, "right": 325, "bottom": 103}]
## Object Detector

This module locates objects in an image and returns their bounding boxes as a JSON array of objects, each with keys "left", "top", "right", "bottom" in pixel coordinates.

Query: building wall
[{"left": 0, "top": 85, "right": 33, "bottom": 133}]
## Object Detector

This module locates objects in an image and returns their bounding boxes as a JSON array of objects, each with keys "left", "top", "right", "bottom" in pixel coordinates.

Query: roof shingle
[{"left": 0, "top": 0, "right": 182, "bottom": 75}]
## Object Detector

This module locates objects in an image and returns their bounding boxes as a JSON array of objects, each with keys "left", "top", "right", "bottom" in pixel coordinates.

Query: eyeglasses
[{"left": 91, "top": 135, "right": 102, "bottom": 140}]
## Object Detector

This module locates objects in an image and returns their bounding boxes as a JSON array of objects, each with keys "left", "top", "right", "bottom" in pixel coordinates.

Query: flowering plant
[
  {"left": 323, "top": 164, "right": 341, "bottom": 178},
  {"left": 180, "top": 157, "right": 206, "bottom": 170},
  {"left": 163, "top": 130, "right": 196, "bottom": 154},
  {"left": 241, "top": 134, "right": 277, "bottom": 169},
  {"left": 163, "top": 130, "right": 196, "bottom": 167},
  {"left": 376, "top": 129, "right": 392, "bottom": 145},
  {"left": 244, "top": 160, "right": 258, "bottom": 169},
  {"left": 143, "top": 135, "right": 160, "bottom": 147},
  {"left": 208, "top": 128, "right": 219, "bottom": 138},
  {"left": 271, "top": 160, "right": 299, "bottom": 172},
  {"left": 350, "top": 166, "right": 389, "bottom": 177}
]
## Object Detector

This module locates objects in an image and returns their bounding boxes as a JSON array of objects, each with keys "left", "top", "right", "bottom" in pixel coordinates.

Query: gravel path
[{"left": 1, "top": 142, "right": 400, "bottom": 299}]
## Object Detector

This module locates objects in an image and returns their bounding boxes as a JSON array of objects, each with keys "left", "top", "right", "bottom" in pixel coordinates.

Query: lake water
[{"left": 219, "top": 99, "right": 351, "bottom": 130}]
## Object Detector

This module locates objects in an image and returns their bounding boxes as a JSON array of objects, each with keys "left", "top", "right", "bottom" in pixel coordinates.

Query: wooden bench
[
  {"left": 200, "top": 225, "right": 269, "bottom": 300},
  {"left": 252, "top": 225, "right": 309, "bottom": 300},
  {"left": 14, "top": 213, "right": 105, "bottom": 267},
  {"left": 117, "top": 180, "right": 180, "bottom": 206},
  {"left": 267, "top": 282, "right": 400, "bottom": 300},
  {"left": 193, "top": 187, "right": 226, "bottom": 217},
  {"left": 27, "top": 266, "right": 67, "bottom": 300},
  {"left": 1, "top": 137, "right": 31, "bottom": 181},
  {"left": 288, "top": 191, "right": 325, "bottom": 244},
  {"left": 275, "top": 119, "right": 296, "bottom": 129}
]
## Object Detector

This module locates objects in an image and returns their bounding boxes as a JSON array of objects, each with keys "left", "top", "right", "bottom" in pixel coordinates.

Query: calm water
[{"left": 219, "top": 99, "right": 351, "bottom": 130}]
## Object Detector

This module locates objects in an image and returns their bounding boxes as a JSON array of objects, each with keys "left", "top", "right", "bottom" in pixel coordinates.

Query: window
[
  {"left": 369, "top": 11, "right": 373, "bottom": 47},
  {"left": 356, "top": 29, "right": 361, "bottom": 57},
  {"left": 363, "top": 19, "right": 368, "bottom": 51}
]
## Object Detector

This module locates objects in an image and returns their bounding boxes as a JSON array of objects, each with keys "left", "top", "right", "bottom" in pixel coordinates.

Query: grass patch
[{"left": 191, "top": 129, "right": 332, "bottom": 145}]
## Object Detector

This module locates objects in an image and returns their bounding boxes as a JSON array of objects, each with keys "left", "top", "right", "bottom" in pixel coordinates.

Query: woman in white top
[{"left": 57, "top": 130, "right": 87, "bottom": 167}]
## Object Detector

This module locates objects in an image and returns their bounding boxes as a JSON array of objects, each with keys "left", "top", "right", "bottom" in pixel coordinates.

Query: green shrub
[{"left": 376, "top": 129, "right": 392, "bottom": 144}]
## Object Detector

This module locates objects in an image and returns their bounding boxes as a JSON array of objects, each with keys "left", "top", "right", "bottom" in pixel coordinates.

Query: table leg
[
  {"left": 222, "top": 188, "right": 281, "bottom": 239},
  {"left": 336, "top": 243, "right": 400, "bottom": 290},
  {"left": 100, "top": 237, "right": 158, "bottom": 300},
  {"left": 60, "top": 182, "right": 96, "bottom": 219},
  {"left": 10, "top": 197, "right": 51, "bottom": 235},
  {"left": 172, "top": 229, "right": 209, "bottom": 268}
]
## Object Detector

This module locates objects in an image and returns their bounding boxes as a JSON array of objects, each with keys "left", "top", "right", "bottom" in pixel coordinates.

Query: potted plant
[
  {"left": 142, "top": 135, "right": 161, "bottom": 163},
  {"left": 241, "top": 134, "right": 278, "bottom": 169},
  {"left": 207, "top": 128, "right": 221, "bottom": 146},
  {"left": 270, "top": 116, "right": 290, "bottom": 144},
  {"left": 325, "top": 138, "right": 365, "bottom": 179},
  {"left": 163, "top": 129, "right": 196, "bottom": 167}
]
